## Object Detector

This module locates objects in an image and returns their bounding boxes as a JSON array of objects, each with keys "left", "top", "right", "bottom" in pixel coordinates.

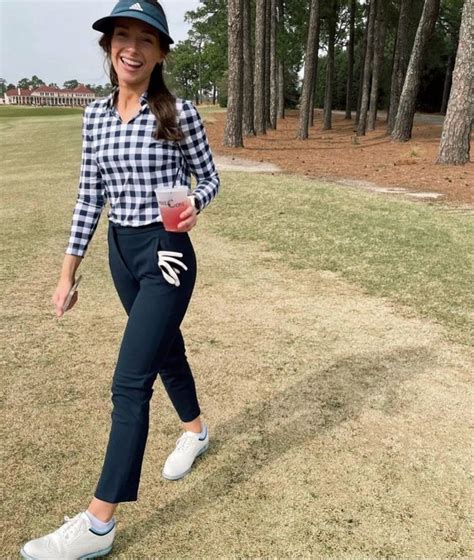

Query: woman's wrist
[
  {"left": 60, "top": 254, "right": 83, "bottom": 282},
  {"left": 188, "top": 194, "right": 202, "bottom": 214}
]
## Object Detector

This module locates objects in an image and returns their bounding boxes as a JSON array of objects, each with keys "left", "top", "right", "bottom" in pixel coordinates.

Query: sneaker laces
[
  {"left": 175, "top": 432, "right": 198, "bottom": 453},
  {"left": 56, "top": 513, "right": 85, "bottom": 542}
]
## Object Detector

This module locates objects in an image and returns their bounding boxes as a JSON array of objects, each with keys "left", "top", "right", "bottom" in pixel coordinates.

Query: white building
[{"left": 4, "top": 84, "right": 96, "bottom": 106}]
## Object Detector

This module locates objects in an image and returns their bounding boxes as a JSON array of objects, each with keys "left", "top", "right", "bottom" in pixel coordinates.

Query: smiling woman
[{"left": 20, "top": 1, "right": 220, "bottom": 559}]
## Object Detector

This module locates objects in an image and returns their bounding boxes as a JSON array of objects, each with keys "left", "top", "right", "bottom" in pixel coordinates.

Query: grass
[
  {"left": 0, "top": 105, "right": 84, "bottom": 118},
  {"left": 1, "top": 111, "right": 472, "bottom": 558},
  {"left": 0, "top": 103, "right": 224, "bottom": 120},
  {"left": 206, "top": 172, "right": 473, "bottom": 346}
]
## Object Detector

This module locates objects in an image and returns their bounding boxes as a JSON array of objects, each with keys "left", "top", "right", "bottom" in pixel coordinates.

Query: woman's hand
[
  {"left": 177, "top": 198, "right": 198, "bottom": 232},
  {"left": 52, "top": 278, "right": 78, "bottom": 318}
]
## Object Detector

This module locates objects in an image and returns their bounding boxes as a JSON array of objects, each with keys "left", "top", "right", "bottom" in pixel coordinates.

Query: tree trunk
[
  {"left": 391, "top": 0, "right": 441, "bottom": 142},
  {"left": 270, "top": 0, "right": 278, "bottom": 129},
  {"left": 254, "top": 0, "right": 266, "bottom": 134},
  {"left": 323, "top": 2, "right": 337, "bottom": 130},
  {"left": 345, "top": 0, "right": 356, "bottom": 119},
  {"left": 436, "top": 0, "right": 473, "bottom": 165},
  {"left": 355, "top": 1, "right": 369, "bottom": 126},
  {"left": 387, "top": 0, "right": 412, "bottom": 134},
  {"left": 367, "top": 0, "right": 386, "bottom": 131},
  {"left": 309, "top": 12, "right": 321, "bottom": 128},
  {"left": 243, "top": 0, "right": 255, "bottom": 135},
  {"left": 278, "top": 61, "right": 285, "bottom": 118},
  {"left": 440, "top": 52, "right": 455, "bottom": 115},
  {"left": 297, "top": 0, "right": 320, "bottom": 139},
  {"left": 277, "top": 0, "right": 285, "bottom": 119},
  {"left": 357, "top": 0, "right": 377, "bottom": 135},
  {"left": 223, "top": 0, "right": 244, "bottom": 147},
  {"left": 264, "top": 0, "right": 272, "bottom": 128}
]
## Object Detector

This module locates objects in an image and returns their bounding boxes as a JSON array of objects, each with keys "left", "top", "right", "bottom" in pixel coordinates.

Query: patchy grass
[
  {"left": 205, "top": 172, "right": 473, "bottom": 346},
  {"left": 1, "top": 114, "right": 472, "bottom": 558}
]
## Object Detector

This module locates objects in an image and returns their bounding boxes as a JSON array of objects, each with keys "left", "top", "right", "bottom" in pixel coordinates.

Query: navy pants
[{"left": 94, "top": 221, "right": 201, "bottom": 503}]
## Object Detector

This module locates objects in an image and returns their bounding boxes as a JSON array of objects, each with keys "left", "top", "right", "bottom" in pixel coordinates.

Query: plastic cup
[{"left": 154, "top": 186, "right": 190, "bottom": 232}]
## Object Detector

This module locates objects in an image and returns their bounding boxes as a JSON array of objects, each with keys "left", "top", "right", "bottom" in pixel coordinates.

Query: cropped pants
[{"left": 94, "top": 221, "right": 200, "bottom": 503}]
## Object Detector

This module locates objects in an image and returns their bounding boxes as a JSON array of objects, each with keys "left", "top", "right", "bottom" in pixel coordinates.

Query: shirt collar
[{"left": 105, "top": 87, "right": 149, "bottom": 113}]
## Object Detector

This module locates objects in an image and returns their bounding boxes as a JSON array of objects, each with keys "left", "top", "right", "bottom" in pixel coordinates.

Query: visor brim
[{"left": 92, "top": 12, "right": 174, "bottom": 45}]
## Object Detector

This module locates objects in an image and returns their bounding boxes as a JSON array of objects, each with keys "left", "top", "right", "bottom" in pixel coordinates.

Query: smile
[{"left": 120, "top": 56, "right": 143, "bottom": 70}]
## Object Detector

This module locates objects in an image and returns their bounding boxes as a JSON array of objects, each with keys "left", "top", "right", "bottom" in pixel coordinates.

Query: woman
[{"left": 21, "top": 1, "right": 219, "bottom": 558}]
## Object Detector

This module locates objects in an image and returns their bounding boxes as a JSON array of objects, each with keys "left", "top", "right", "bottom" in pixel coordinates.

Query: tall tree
[
  {"left": 323, "top": 0, "right": 338, "bottom": 130},
  {"left": 367, "top": 0, "right": 386, "bottom": 130},
  {"left": 254, "top": 0, "right": 267, "bottom": 134},
  {"left": 184, "top": 1, "right": 228, "bottom": 103},
  {"left": 386, "top": 0, "right": 418, "bottom": 134},
  {"left": 17, "top": 78, "right": 31, "bottom": 89},
  {"left": 309, "top": 9, "right": 321, "bottom": 128},
  {"left": 391, "top": 0, "right": 441, "bottom": 142},
  {"left": 166, "top": 40, "right": 200, "bottom": 100},
  {"left": 63, "top": 79, "right": 79, "bottom": 90},
  {"left": 277, "top": 0, "right": 285, "bottom": 119},
  {"left": 357, "top": 0, "right": 377, "bottom": 135},
  {"left": 297, "top": 0, "right": 320, "bottom": 139},
  {"left": 345, "top": 0, "right": 356, "bottom": 119},
  {"left": 436, "top": 0, "right": 473, "bottom": 165},
  {"left": 439, "top": 0, "right": 463, "bottom": 114},
  {"left": 440, "top": 51, "right": 456, "bottom": 115},
  {"left": 223, "top": 0, "right": 244, "bottom": 147},
  {"left": 270, "top": 0, "right": 278, "bottom": 129},
  {"left": 355, "top": 1, "right": 370, "bottom": 126},
  {"left": 264, "top": 0, "right": 272, "bottom": 128},
  {"left": 31, "top": 75, "right": 45, "bottom": 88},
  {"left": 243, "top": 0, "right": 255, "bottom": 135}
]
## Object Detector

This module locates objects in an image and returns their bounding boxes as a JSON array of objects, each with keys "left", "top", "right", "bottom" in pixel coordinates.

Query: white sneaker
[
  {"left": 20, "top": 511, "right": 116, "bottom": 560},
  {"left": 162, "top": 426, "right": 210, "bottom": 480}
]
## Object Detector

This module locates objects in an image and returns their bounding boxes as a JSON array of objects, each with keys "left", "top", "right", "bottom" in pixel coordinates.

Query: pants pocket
[
  {"left": 157, "top": 249, "right": 189, "bottom": 287},
  {"left": 152, "top": 233, "right": 196, "bottom": 288}
]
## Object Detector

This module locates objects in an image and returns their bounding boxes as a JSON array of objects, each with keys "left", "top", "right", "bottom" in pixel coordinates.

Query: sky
[{"left": 0, "top": 0, "right": 201, "bottom": 87}]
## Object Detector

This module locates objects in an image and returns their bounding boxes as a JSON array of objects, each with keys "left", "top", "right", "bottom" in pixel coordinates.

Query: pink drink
[
  {"left": 159, "top": 202, "right": 189, "bottom": 231},
  {"left": 155, "top": 186, "right": 190, "bottom": 232}
]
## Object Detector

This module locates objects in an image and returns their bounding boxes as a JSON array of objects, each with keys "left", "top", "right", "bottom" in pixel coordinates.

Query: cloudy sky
[{"left": 0, "top": 0, "right": 201, "bottom": 86}]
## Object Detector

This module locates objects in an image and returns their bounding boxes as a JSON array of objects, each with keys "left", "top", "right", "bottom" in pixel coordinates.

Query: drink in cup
[{"left": 154, "top": 186, "right": 190, "bottom": 232}]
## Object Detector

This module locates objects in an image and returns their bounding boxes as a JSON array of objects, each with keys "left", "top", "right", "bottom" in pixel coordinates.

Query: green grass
[
  {"left": 0, "top": 105, "right": 84, "bottom": 118},
  {"left": 206, "top": 173, "right": 473, "bottom": 346},
  {"left": 0, "top": 102, "right": 223, "bottom": 120}
]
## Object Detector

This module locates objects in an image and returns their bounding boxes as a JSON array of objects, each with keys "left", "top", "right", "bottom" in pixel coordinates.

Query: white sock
[
  {"left": 197, "top": 424, "right": 207, "bottom": 438},
  {"left": 85, "top": 510, "right": 116, "bottom": 533},
  {"left": 187, "top": 424, "right": 207, "bottom": 438}
]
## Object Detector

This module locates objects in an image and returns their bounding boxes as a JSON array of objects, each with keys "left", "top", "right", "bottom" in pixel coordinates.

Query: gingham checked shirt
[{"left": 65, "top": 88, "right": 220, "bottom": 257}]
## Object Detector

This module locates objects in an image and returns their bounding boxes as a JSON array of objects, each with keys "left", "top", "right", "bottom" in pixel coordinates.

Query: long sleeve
[
  {"left": 65, "top": 108, "right": 105, "bottom": 257},
  {"left": 178, "top": 101, "right": 220, "bottom": 211}
]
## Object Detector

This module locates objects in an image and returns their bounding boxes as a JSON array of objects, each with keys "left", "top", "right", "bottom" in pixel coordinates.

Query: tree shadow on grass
[{"left": 116, "top": 344, "right": 434, "bottom": 554}]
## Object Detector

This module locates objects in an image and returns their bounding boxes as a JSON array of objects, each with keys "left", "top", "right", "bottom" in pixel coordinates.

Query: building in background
[{"left": 4, "top": 84, "right": 96, "bottom": 106}]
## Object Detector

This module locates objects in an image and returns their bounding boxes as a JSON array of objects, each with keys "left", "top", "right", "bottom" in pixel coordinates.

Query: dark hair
[{"left": 98, "top": 18, "right": 184, "bottom": 142}]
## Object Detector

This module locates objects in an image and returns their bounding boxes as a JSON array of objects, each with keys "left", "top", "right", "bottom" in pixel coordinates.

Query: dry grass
[{"left": 1, "top": 114, "right": 473, "bottom": 558}]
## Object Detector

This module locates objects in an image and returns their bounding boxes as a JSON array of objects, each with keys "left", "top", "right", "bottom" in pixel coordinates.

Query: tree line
[
  {"left": 218, "top": 0, "right": 472, "bottom": 165},
  {"left": 2, "top": 1, "right": 471, "bottom": 165}
]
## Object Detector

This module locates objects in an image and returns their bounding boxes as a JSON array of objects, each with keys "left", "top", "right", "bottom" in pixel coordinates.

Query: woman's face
[{"left": 111, "top": 17, "right": 164, "bottom": 89}]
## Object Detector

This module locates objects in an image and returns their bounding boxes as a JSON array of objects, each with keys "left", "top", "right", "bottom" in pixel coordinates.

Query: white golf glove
[{"left": 157, "top": 250, "right": 188, "bottom": 287}]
